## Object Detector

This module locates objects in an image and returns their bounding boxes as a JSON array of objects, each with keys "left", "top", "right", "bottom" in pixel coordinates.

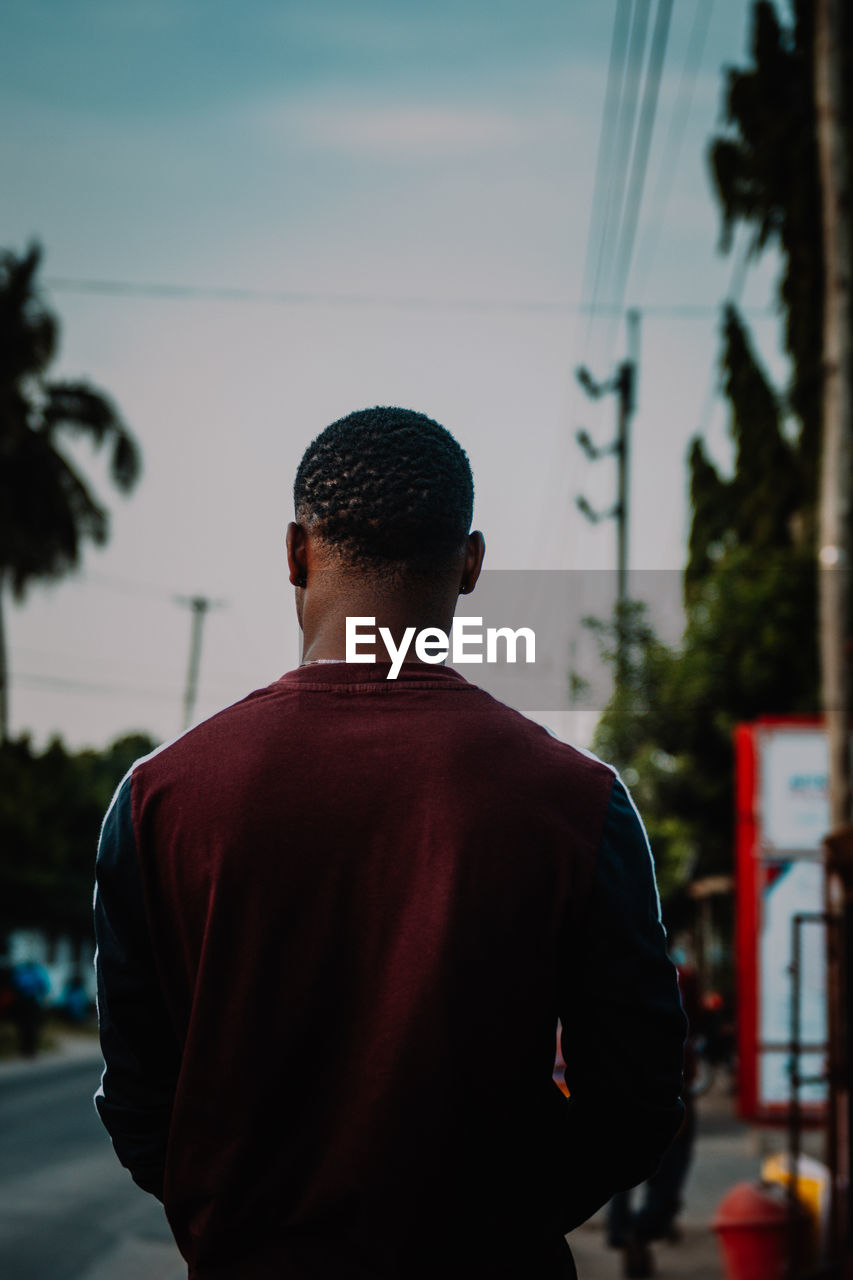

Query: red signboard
[{"left": 734, "top": 717, "right": 828, "bottom": 1123}]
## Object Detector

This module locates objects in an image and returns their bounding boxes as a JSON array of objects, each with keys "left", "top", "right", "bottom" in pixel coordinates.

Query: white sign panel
[
  {"left": 760, "top": 730, "right": 828, "bottom": 853},
  {"left": 759, "top": 859, "right": 827, "bottom": 1106}
]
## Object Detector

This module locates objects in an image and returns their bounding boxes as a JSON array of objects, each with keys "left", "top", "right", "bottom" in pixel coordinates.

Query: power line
[
  {"left": 79, "top": 570, "right": 183, "bottom": 602},
  {"left": 41, "top": 275, "right": 772, "bottom": 319},
  {"left": 630, "top": 0, "right": 715, "bottom": 305},
  {"left": 14, "top": 668, "right": 252, "bottom": 701},
  {"left": 603, "top": 0, "right": 675, "bottom": 358},
  {"left": 9, "top": 641, "right": 258, "bottom": 685},
  {"left": 578, "top": 0, "right": 634, "bottom": 340},
  {"left": 585, "top": 0, "right": 652, "bottom": 350},
  {"left": 43, "top": 276, "right": 598, "bottom": 315},
  {"left": 9, "top": 644, "right": 178, "bottom": 680},
  {"left": 13, "top": 671, "right": 184, "bottom": 701}
]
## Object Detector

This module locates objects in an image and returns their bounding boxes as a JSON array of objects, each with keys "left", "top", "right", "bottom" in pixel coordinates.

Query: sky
[{"left": 1, "top": 0, "right": 790, "bottom": 750}]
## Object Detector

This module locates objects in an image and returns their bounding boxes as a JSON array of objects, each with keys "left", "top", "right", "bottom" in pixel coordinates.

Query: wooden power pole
[
  {"left": 817, "top": 0, "right": 852, "bottom": 827},
  {"left": 816, "top": 0, "right": 853, "bottom": 1268},
  {"left": 176, "top": 595, "right": 224, "bottom": 731},
  {"left": 575, "top": 310, "right": 640, "bottom": 685}
]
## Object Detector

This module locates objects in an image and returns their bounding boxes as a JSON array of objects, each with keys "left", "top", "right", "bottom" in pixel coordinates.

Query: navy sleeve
[
  {"left": 557, "top": 775, "right": 687, "bottom": 1231},
  {"left": 94, "top": 771, "right": 180, "bottom": 1200}
]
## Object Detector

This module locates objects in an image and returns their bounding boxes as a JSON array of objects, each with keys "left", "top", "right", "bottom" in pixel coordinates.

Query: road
[
  {"left": 0, "top": 1044, "right": 762, "bottom": 1280},
  {"left": 0, "top": 1045, "right": 185, "bottom": 1280}
]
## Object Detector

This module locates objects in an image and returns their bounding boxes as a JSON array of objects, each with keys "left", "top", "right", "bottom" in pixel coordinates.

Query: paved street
[
  {"left": 569, "top": 1081, "right": 766, "bottom": 1278},
  {"left": 1, "top": 1042, "right": 771, "bottom": 1280},
  {"left": 0, "top": 1041, "right": 184, "bottom": 1280}
]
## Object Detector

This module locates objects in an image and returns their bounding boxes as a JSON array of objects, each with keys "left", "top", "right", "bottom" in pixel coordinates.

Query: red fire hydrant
[{"left": 712, "top": 1182, "right": 807, "bottom": 1280}]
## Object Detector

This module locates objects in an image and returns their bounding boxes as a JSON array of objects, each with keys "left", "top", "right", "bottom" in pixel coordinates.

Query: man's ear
[
  {"left": 459, "top": 531, "right": 486, "bottom": 595},
  {"left": 286, "top": 522, "right": 308, "bottom": 587}
]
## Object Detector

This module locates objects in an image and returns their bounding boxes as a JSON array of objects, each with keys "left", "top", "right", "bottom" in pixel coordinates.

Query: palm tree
[{"left": 0, "top": 243, "right": 141, "bottom": 741}]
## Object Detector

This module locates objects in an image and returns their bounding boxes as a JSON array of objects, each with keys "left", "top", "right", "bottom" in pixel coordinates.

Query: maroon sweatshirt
[{"left": 94, "top": 663, "right": 685, "bottom": 1278}]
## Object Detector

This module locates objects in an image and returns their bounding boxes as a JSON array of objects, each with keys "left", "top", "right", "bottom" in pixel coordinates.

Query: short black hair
[{"left": 293, "top": 406, "right": 474, "bottom": 568}]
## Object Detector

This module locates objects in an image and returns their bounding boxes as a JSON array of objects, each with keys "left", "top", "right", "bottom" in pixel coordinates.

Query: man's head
[
  {"left": 287, "top": 406, "right": 485, "bottom": 658},
  {"left": 293, "top": 406, "right": 474, "bottom": 572}
]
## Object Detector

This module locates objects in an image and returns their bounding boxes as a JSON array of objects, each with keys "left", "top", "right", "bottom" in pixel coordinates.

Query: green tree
[
  {"left": 592, "top": 550, "right": 817, "bottom": 890},
  {"left": 589, "top": 0, "right": 839, "bottom": 901},
  {"left": 0, "top": 731, "right": 156, "bottom": 940},
  {"left": 687, "top": 306, "right": 808, "bottom": 587},
  {"left": 708, "top": 0, "right": 828, "bottom": 496},
  {"left": 0, "top": 243, "right": 142, "bottom": 741}
]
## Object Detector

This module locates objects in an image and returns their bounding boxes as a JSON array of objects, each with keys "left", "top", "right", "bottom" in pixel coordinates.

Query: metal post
[
  {"left": 824, "top": 831, "right": 853, "bottom": 1269},
  {"left": 789, "top": 912, "right": 803, "bottom": 1279},
  {"left": 789, "top": 910, "right": 842, "bottom": 1276}
]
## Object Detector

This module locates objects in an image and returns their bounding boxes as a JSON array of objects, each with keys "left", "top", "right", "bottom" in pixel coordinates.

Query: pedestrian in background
[
  {"left": 11, "top": 957, "right": 50, "bottom": 1057},
  {"left": 607, "top": 958, "right": 702, "bottom": 1277},
  {"left": 59, "top": 971, "right": 92, "bottom": 1025}
]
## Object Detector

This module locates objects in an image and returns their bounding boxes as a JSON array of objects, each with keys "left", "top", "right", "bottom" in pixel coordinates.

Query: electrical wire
[
  {"left": 77, "top": 571, "right": 184, "bottom": 602},
  {"left": 584, "top": 0, "right": 652, "bottom": 354},
  {"left": 41, "top": 275, "right": 771, "bottom": 320},
  {"left": 603, "top": 0, "right": 674, "bottom": 359},
  {"left": 14, "top": 669, "right": 255, "bottom": 700},
  {"left": 577, "top": 0, "right": 634, "bottom": 347},
  {"left": 13, "top": 672, "right": 184, "bottom": 701},
  {"left": 43, "top": 277, "right": 599, "bottom": 316},
  {"left": 629, "top": 0, "right": 715, "bottom": 306}
]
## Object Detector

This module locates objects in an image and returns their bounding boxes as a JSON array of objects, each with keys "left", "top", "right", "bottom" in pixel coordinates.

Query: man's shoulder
[
  {"left": 466, "top": 686, "right": 617, "bottom": 786},
  {"left": 129, "top": 678, "right": 287, "bottom": 787}
]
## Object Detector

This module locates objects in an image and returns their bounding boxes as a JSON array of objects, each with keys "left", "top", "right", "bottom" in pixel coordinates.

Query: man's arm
[
  {"left": 94, "top": 771, "right": 180, "bottom": 1200},
  {"left": 557, "top": 774, "right": 687, "bottom": 1232}
]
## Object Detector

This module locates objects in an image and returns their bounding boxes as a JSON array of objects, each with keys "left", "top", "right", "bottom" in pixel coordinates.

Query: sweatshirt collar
[{"left": 278, "top": 662, "right": 475, "bottom": 690}]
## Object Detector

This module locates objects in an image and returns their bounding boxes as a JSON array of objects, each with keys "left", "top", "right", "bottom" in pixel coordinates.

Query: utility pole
[
  {"left": 816, "top": 0, "right": 853, "bottom": 830},
  {"left": 176, "top": 595, "right": 224, "bottom": 731},
  {"left": 575, "top": 310, "right": 640, "bottom": 683},
  {"left": 815, "top": 0, "right": 853, "bottom": 1269},
  {"left": 0, "top": 572, "right": 8, "bottom": 745}
]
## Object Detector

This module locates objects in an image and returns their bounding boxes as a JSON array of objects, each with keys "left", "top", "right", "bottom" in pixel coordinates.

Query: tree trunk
[{"left": 0, "top": 572, "right": 8, "bottom": 744}]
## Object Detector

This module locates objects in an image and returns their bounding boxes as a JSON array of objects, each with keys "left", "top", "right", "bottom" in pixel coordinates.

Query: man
[{"left": 95, "top": 406, "right": 685, "bottom": 1279}]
